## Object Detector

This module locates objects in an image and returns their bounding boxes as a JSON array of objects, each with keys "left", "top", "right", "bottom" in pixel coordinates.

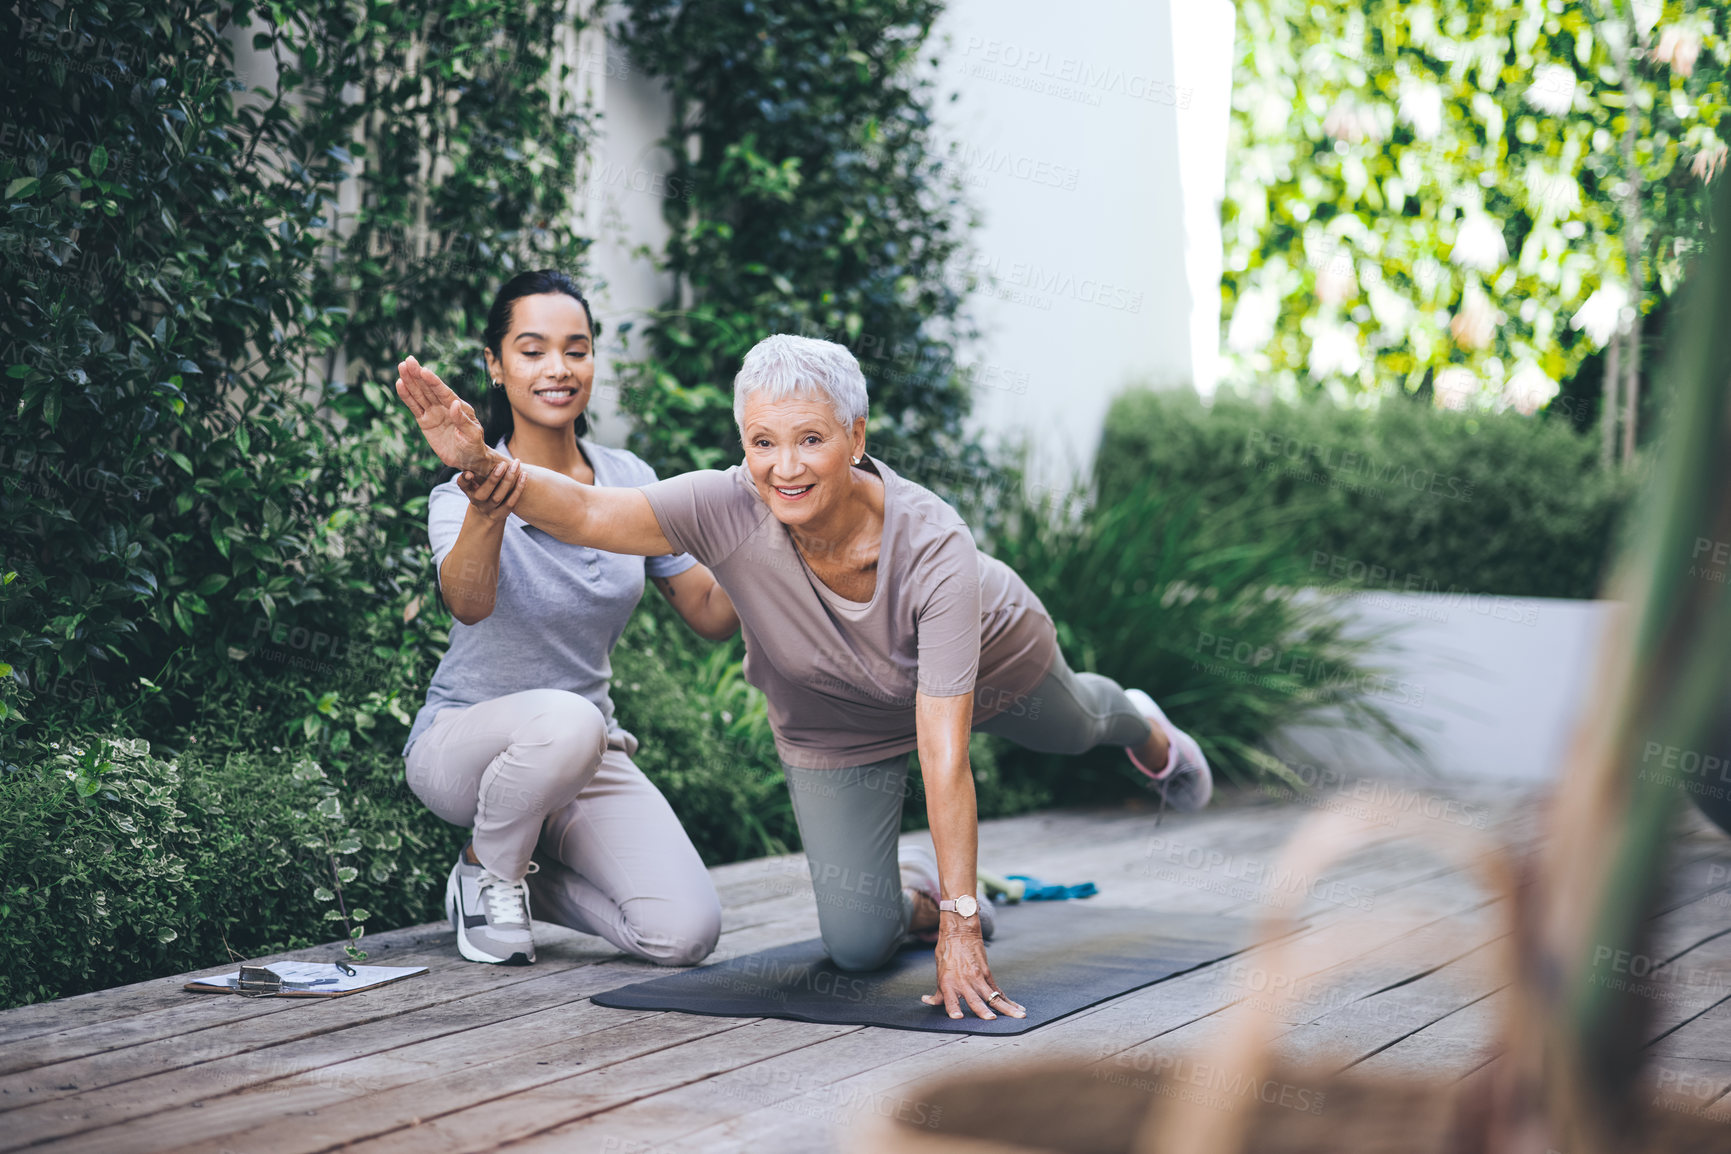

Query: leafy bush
[
  {"left": 610, "top": 603, "right": 795, "bottom": 864},
  {"left": 0, "top": 734, "right": 459, "bottom": 1009},
  {"left": 1096, "top": 388, "right": 1638, "bottom": 600},
  {"left": 982, "top": 474, "right": 1414, "bottom": 801},
  {"left": 2, "top": 0, "right": 356, "bottom": 728}
]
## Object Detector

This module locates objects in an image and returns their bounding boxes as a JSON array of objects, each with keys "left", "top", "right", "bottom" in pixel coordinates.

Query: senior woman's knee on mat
[
  {"left": 395, "top": 333, "right": 1214, "bottom": 1017},
  {"left": 783, "top": 760, "right": 914, "bottom": 973}
]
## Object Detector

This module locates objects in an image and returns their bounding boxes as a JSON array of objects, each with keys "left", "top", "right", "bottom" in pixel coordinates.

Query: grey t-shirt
[
  {"left": 640, "top": 454, "right": 1057, "bottom": 769},
  {"left": 402, "top": 437, "right": 697, "bottom": 757}
]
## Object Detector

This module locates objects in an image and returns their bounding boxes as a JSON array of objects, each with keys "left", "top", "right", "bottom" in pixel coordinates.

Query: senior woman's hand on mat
[{"left": 915, "top": 692, "right": 1026, "bottom": 1021}]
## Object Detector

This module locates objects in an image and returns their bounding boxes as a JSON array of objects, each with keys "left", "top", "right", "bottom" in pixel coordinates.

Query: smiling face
[
  {"left": 740, "top": 390, "right": 868, "bottom": 530},
  {"left": 482, "top": 292, "right": 595, "bottom": 432}
]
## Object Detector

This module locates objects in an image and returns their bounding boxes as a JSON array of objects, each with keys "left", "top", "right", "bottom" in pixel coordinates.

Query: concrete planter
[{"left": 1271, "top": 591, "right": 1623, "bottom": 783}]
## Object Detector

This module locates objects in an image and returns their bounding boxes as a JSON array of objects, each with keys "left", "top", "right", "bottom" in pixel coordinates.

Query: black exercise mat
[{"left": 590, "top": 903, "right": 1249, "bottom": 1036}]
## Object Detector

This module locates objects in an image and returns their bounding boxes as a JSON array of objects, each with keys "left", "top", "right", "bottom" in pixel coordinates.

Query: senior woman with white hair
[{"left": 395, "top": 335, "right": 1211, "bottom": 1021}]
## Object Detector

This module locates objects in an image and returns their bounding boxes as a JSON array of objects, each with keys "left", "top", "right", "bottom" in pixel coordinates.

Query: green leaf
[
  {"left": 88, "top": 146, "right": 109, "bottom": 177},
  {"left": 156, "top": 927, "right": 178, "bottom": 944},
  {"left": 316, "top": 796, "right": 343, "bottom": 820},
  {"left": 313, "top": 885, "right": 336, "bottom": 902},
  {"left": 335, "top": 866, "right": 358, "bottom": 883},
  {"left": 194, "top": 574, "right": 229, "bottom": 596},
  {"left": 167, "top": 452, "right": 194, "bottom": 475},
  {"left": 5, "top": 177, "right": 40, "bottom": 200}
]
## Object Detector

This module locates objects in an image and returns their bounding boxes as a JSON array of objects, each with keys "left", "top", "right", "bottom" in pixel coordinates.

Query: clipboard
[{"left": 183, "top": 961, "right": 429, "bottom": 998}]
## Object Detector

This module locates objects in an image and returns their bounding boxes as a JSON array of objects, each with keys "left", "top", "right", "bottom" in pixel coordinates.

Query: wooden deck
[{"left": 5, "top": 774, "right": 1731, "bottom": 1153}]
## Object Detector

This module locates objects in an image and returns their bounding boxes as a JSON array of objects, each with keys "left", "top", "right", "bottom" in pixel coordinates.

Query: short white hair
[{"left": 732, "top": 334, "right": 869, "bottom": 432}]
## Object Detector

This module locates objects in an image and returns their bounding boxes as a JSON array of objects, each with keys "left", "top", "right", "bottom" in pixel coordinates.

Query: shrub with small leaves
[{"left": 0, "top": 734, "right": 458, "bottom": 1009}]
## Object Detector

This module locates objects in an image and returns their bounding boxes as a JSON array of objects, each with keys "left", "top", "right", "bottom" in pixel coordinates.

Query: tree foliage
[
  {"left": 0, "top": 0, "right": 593, "bottom": 739},
  {"left": 1222, "top": 0, "right": 1730, "bottom": 414}
]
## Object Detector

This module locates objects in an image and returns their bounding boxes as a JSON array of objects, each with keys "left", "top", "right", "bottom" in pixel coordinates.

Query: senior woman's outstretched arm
[
  {"left": 395, "top": 356, "right": 675, "bottom": 556},
  {"left": 916, "top": 691, "right": 1027, "bottom": 1021}
]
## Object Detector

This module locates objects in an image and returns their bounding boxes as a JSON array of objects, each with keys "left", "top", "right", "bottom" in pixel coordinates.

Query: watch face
[{"left": 955, "top": 893, "right": 978, "bottom": 918}]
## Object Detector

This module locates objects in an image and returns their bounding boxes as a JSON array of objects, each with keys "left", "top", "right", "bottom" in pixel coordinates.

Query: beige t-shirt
[{"left": 641, "top": 455, "right": 1058, "bottom": 769}]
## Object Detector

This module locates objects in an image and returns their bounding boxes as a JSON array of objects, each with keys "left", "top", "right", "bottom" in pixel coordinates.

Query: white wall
[
  {"left": 576, "top": 17, "right": 678, "bottom": 449},
  {"left": 928, "top": 0, "right": 1235, "bottom": 482}
]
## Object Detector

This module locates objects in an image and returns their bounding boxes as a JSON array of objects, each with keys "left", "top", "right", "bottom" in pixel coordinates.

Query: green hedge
[{"left": 1096, "top": 389, "right": 1639, "bottom": 601}]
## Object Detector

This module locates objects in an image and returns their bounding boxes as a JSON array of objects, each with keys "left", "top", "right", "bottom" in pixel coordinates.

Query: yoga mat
[{"left": 590, "top": 903, "right": 1250, "bottom": 1036}]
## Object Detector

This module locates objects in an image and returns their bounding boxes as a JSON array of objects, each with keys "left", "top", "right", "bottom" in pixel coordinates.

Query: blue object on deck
[{"left": 1005, "top": 875, "right": 1097, "bottom": 901}]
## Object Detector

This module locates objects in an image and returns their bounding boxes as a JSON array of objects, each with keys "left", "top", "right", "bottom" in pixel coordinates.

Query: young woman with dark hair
[{"left": 401, "top": 270, "right": 738, "bottom": 968}]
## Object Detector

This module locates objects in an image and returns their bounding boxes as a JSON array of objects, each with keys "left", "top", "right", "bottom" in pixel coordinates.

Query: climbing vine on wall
[{"left": 612, "top": 0, "right": 984, "bottom": 484}]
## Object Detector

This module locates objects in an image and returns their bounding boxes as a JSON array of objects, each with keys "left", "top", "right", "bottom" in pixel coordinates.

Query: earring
[
  {"left": 490, "top": 378, "right": 503, "bottom": 390},
  {"left": 853, "top": 455, "right": 862, "bottom": 464}
]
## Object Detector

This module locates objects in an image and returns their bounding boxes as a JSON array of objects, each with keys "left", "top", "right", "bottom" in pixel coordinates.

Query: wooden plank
[
  {"left": 0, "top": 913, "right": 829, "bottom": 1150},
  {"left": 1641, "top": 1056, "right": 1731, "bottom": 1123},
  {"left": 39, "top": 1003, "right": 727, "bottom": 1154},
  {"left": 0, "top": 946, "right": 450, "bottom": 1085},
  {"left": 1346, "top": 988, "right": 1507, "bottom": 1079},
  {"left": 254, "top": 1018, "right": 859, "bottom": 1154},
  {"left": 0, "top": 959, "right": 636, "bottom": 1148},
  {"left": 494, "top": 1025, "right": 951, "bottom": 1154}
]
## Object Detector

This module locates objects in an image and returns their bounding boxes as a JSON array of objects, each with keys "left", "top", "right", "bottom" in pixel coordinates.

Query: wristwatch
[{"left": 937, "top": 893, "right": 979, "bottom": 919}]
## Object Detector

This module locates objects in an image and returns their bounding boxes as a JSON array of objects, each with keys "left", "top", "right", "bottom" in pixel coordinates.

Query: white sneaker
[
  {"left": 1124, "top": 688, "right": 1213, "bottom": 813},
  {"left": 898, "top": 844, "right": 995, "bottom": 941},
  {"left": 445, "top": 852, "right": 539, "bottom": 965}
]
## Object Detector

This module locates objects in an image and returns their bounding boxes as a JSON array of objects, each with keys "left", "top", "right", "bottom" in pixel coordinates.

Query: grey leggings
[
  {"left": 782, "top": 653, "right": 1152, "bottom": 971},
  {"left": 404, "top": 688, "right": 722, "bottom": 967}
]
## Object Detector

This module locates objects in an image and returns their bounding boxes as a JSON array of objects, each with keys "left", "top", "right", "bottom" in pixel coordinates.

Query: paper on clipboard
[{"left": 183, "top": 961, "right": 428, "bottom": 997}]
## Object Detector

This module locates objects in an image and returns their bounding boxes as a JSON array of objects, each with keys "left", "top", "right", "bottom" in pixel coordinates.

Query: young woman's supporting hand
[{"left": 916, "top": 691, "right": 1027, "bottom": 1021}]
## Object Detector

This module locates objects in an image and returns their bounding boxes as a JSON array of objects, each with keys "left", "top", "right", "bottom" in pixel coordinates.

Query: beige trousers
[{"left": 405, "top": 688, "right": 721, "bottom": 966}]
